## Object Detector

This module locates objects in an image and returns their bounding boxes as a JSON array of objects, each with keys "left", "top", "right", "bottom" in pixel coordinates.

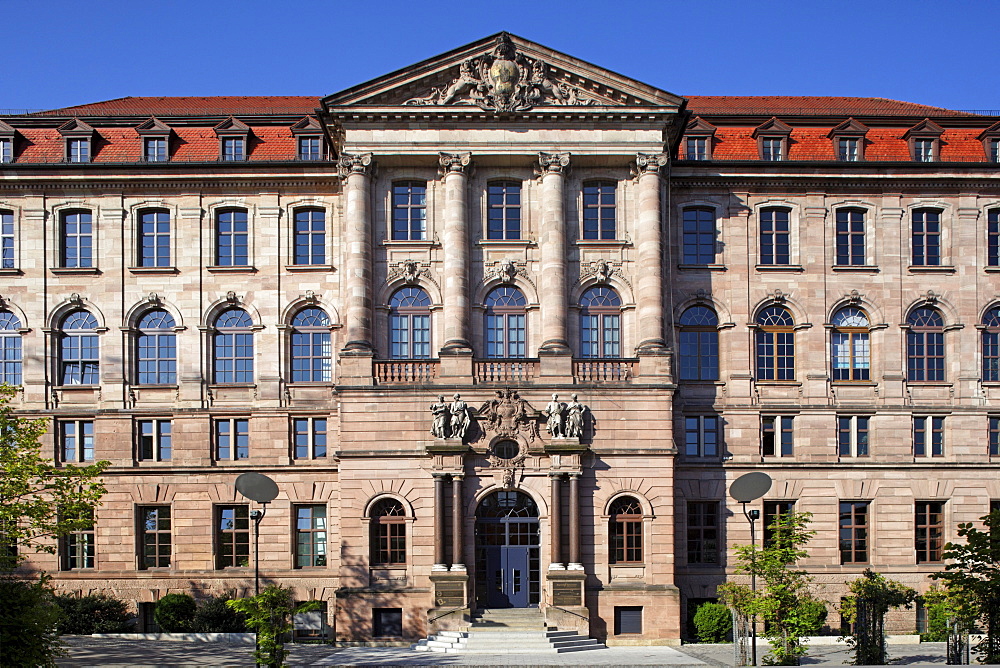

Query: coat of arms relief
[{"left": 405, "top": 34, "right": 596, "bottom": 112}]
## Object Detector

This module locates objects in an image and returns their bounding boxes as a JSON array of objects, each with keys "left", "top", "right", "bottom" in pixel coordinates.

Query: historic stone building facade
[{"left": 3, "top": 33, "right": 1000, "bottom": 643}]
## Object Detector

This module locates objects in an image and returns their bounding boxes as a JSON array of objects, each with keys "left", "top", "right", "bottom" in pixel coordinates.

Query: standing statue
[
  {"left": 449, "top": 393, "right": 470, "bottom": 439},
  {"left": 544, "top": 393, "right": 565, "bottom": 438},
  {"left": 565, "top": 394, "right": 586, "bottom": 438},
  {"left": 430, "top": 395, "right": 450, "bottom": 438}
]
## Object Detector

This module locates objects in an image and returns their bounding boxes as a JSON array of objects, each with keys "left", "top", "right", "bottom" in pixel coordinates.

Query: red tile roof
[
  {"left": 37, "top": 96, "right": 320, "bottom": 117},
  {"left": 685, "top": 96, "right": 968, "bottom": 117}
]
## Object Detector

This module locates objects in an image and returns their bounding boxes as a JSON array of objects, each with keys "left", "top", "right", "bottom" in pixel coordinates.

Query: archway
[{"left": 474, "top": 490, "right": 540, "bottom": 608}]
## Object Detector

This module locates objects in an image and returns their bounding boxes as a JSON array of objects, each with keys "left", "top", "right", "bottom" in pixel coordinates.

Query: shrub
[
  {"left": 192, "top": 594, "right": 247, "bottom": 633},
  {"left": 693, "top": 601, "right": 732, "bottom": 642},
  {"left": 0, "top": 575, "right": 63, "bottom": 667},
  {"left": 154, "top": 593, "right": 196, "bottom": 632},
  {"left": 55, "top": 593, "right": 134, "bottom": 635},
  {"left": 922, "top": 600, "right": 949, "bottom": 642}
]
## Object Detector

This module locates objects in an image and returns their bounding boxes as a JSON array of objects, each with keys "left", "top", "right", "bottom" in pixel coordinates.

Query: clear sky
[{"left": 4, "top": 0, "right": 998, "bottom": 113}]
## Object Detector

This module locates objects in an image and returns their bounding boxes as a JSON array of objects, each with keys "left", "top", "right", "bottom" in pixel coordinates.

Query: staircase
[{"left": 411, "top": 608, "right": 606, "bottom": 654}]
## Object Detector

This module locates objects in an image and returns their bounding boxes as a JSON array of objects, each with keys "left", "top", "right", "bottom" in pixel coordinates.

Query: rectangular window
[
  {"left": 215, "top": 418, "right": 249, "bottom": 460},
  {"left": 759, "top": 208, "right": 790, "bottom": 265},
  {"left": 1, "top": 210, "right": 13, "bottom": 269},
  {"left": 221, "top": 137, "right": 245, "bottom": 161},
  {"left": 582, "top": 181, "right": 616, "bottom": 240},
  {"left": 144, "top": 137, "right": 167, "bottom": 162},
  {"left": 835, "top": 209, "right": 866, "bottom": 266},
  {"left": 614, "top": 606, "right": 643, "bottom": 635},
  {"left": 989, "top": 209, "right": 999, "bottom": 267},
  {"left": 838, "top": 416, "right": 870, "bottom": 457},
  {"left": 914, "top": 138, "right": 935, "bottom": 162},
  {"left": 761, "top": 416, "right": 793, "bottom": 457},
  {"left": 62, "top": 507, "right": 95, "bottom": 570},
  {"left": 686, "top": 137, "right": 708, "bottom": 161},
  {"left": 991, "top": 139, "right": 1000, "bottom": 163},
  {"left": 761, "top": 137, "right": 783, "bottom": 161},
  {"left": 138, "top": 419, "right": 171, "bottom": 461},
  {"left": 297, "top": 136, "right": 322, "bottom": 161},
  {"left": 61, "top": 211, "right": 93, "bottom": 268},
  {"left": 684, "top": 415, "right": 719, "bottom": 457},
  {"left": 293, "top": 417, "right": 327, "bottom": 459},
  {"left": 991, "top": 417, "right": 1000, "bottom": 456},
  {"left": 391, "top": 181, "right": 427, "bottom": 241},
  {"left": 68, "top": 138, "right": 90, "bottom": 163},
  {"left": 915, "top": 501, "right": 944, "bottom": 563},
  {"left": 295, "top": 505, "right": 327, "bottom": 567},
  {"left": 687, "top": 501, "right": 719, "bottom": 564},
  {"left": 838, "top": 138, "right": 859, "bottom": 162},
  {"left": 216, "top": 209, "right": 248, "bottom": 266},
  {"left": 60, "top": 420, "right": 94, "bottom": 462},
  {"left": 0, "top": 138, "right": 11, "bottom": 163},
  {"left": 293, "top": 209, "right": 326, "bottom": 265},
  {"left": 138, "top": 506, "right": 171, "bottom": 569},
  {"left": 913, "top": 416, "right": 944, "bottom": 457},
  {"left": 682, "top": 208, "right": 717, "bottom": 264},
  {"left": 839, "top": 501, "right": 869, "bottom": 564},
  {"left": 763, "top": 500, "right": 795, "bottom": 546},
  {"left": 486, "top": 182, "right": 521, "bottom": 240},
  {"left": 216, "top": 505, "right": 250, "bottom": 568},
  {"left": 373, "top": 608, "right": 403, "bottom": 637},
  {"left": 912, "top": 209, "right": 941, "bottom": 266},
  {"left": 138, "top": 210, "right": 170, "bottom": 267}
]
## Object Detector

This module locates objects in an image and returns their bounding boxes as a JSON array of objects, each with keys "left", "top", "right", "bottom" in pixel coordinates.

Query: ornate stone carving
[
  {"left": 924, "top": 289, "right": 939, "bottom": 304},
  {"left": 438, "top": 151, "right": 472, "bottom": 175},
  {"left": 225, "top": 291, "right": 239, "bottom": 304},
  {"left": 145, "top": 292, "right": 161, "bottom": 306},
  {"left": 544, "top": 394, "right": 566, "bottom": 438},
  {"left": 429, "top": 395, "right": 449, "bottom": 439},
  {"left": 69, "top": 293, "right": 84, "bottom": 307},
  {"left": 337, "top": 152, "right": 374, "bottom": 180},
  {"left": 579, "top": 259, "right": 630, "bottom": 289},
  {"left": 477, "top": 388, "right": 540, "bottom": 442},
  {"left": 538, "top": 151, "right": 570, "bottom": 175},
  {"left": 770, "top": 289, "right": 787, "bottom": 304},
  {"left": 564, "top": 394, "right": 587, "bottom": 438},
  {"left": 302, "top": 290, "right": 319, "bottom": 305},
  {"left": 429, "top": 393, "right": 472, "bottom": 440},
  {"left": 486, "top": 260, "right": 533, "bottom": 291},
  {"left": 501, "top": 468, "right": 516, "bottom": 490},
  {"left": 487, "top": 439, "right": 527, "bottom": 469},
  {"left": 404, "top": 34, "right": 595, "bottom": 112},
  {"left": 635, "top": 152, "right": 668, "bottom": 175},
  {"left": 845, "top": 289, "right": 863, "bottom": 305},
  {"left": 387, "top": 260, "right": 431, "bottom": 286}
]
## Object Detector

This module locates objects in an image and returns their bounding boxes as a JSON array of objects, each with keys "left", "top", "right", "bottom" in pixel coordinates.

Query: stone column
[
  {"left": 451, "top": 474, "right": 465, "bottom": 571},
  {"left": 338, "top": 152, "right": 375, "bottom": 354},
  {"left": 433, "top": 474, "right": 447, "bottom": 571},
  {"left": 567, "top": 473, "right": 582, "bottom": 570},
  {"left": 439, "top": 153, "right": 472, "bottom": 354},
  {"left": 537, "top": 152, "right": 571, "bottom": 355},
  {"left": 634, "top": 153, "right": 668, "bottom": 354},
  {"left": 549, "top": 473, "right": 564, "bottom": 569}
]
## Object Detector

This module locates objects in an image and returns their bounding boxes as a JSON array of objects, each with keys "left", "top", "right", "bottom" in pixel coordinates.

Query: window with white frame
[
  {"left": 685, "top": 136, "right": 708, "bottom": 161},
  {"left": 914, "top": 138, "right": 935, "bottom": 162},
  {"left": 838, "top": 416, "right": 870, "bottom": 457},
  {"left": 60, "top": 419, "right": 94, "bottom": 462},
  {"left": 67, "top": 138, "right": 90, "bottom": 163},
  {"left": 913, "top": 416, "right": 944, "bottom": 457},
  {"left": 215, "top": 418, "right": 249, "bottom": 460},
  {"left": 838, "top": 138, "right": 860, "bottom": 162},
  {"left": 221, "top": 137, "right": 245, "bottom": 161},
  {"left": 144, "top": 137, "right": 167, "bottom": 162},
  {"left": 831, "top": 307, "right": 870, "bottom": 381},
  {"left": 137, "top": 419, "right": 171, "bottom": 461},
  {"left": 761, "top": 137, "right": 784, "bottom": 161},
  {"left": 297, "top": 136, "right": 322, "bottom": 161},
  {"left": 761, "top": 415, "right": 793, "bottom": 457},
  {"left": 0, "top": 138, "right": 11, "bottom": 163}
]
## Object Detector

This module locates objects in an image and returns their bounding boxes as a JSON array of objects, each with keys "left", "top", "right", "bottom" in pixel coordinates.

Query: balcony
[
  {"left": 474, "top": 358, "right": 539, "bottom": 383},
  {"left": 374, "top": 359, "right": 439, "bottom": 384},
  {"left": 572, "top": 358, "right": 636, "bottom": 383}
]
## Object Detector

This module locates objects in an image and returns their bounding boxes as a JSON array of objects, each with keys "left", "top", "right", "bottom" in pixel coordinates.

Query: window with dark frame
[
  {"left": 388, "top": 287, "right": 431, "bottom": 359},
  {"left": 370, "top": 498, "right": 406, "bottom": 566},
  {"left": 835, "top": 208, "right": 866, "bottom": 266},
  {"left": 763, "top": 500, "right": 795, "bottom": 546},
  {"left": 68, "top": 138, "right": 90, "bottom": 163},
  {"left": 295, "top": 505, "right": 327, "bottom": 568},
  {"left": 678, "top": 306, "right": 719, "bottom": 381},
  {"left": 687, "top": 501, "right": 719, "bottom": 564},
  {"left": 60, "top": 310, "right": 99, "bottom": 385},
  {"left": 216, "top": 505, "right": 250, "bottom": 568},
  {"left": 139, "top": 506, "right": 171, "bottom": 569},
  {"left": 686, "top": 136, "right": 708, "bottom": 161},
  {"left": 831, "top": 308, "right": 871, "bottom": 381},
  {"left": 61, "top": 210, "right": 93, "bottom": 268},
  {"left": 138, "top": 419, "right": 171, "bottom": 461},
  {"left": 0, "top": 310, "right": 23, "bottom": 386},
  {"left": 486, "top": 181, "right": 521, "bottom": 240},
  {"left": 684, "top": 415, "right": 720, "bottom": 457},
  {"left": 1, "top": 209, "right": 13, "bottom": 268},
  {"left": 213, "top": 308, "right": 254, "bottom": 384},
  {"left": 759, "top": 208, "right": 790, "bottom": 265},
  {"left": 138, "top": 209, "right": 170, "bottom": 267},
  {"left": 137, "top": 310, "right": 177, "bottom": 385},
  {"left": 682, "top": 207, "right": 717, "bottom": 264},
  {"left": 484, "top": 286, "right": 526, "bottom": 358},
  {"left": 144, "top": 137, "right": 167, "bottom": 162},
  {"left": 391, "top": 181, "right": 427, "bottom": 241},
  {"left": 293, "top": 417, "right": 327, "bottom": 459},
  {"left": 839, "top": 501, "right": 869, "bottom": 564},
  {"left": 293, "top": 209, "right": 326, "bottom": 265},
  {"left": 215, "top": 209, "right": 249, "bottom": 266},
  {"left": 297, "top": 136, "right": 322, "bottom": 161},
  {"left": 582, "top": 181, "right": 616, "bottom": 240},
  {"left": 990, "top": 417, "right": 1000, "bottom": 457},
  {"left": 913, "top": 416, "right": 944, "bottom": 457},
  {"left": 290, "top": 307, "right": 332, "bottom": 382},
  {"left": 838, "top": 416, "right": 870, "bottom": 457},
  {"left": 761, "top": 137, "right": 784, "bottom": 161},
  {"left": 983, "top": 307, "right": 1000, "bottom": 382},
  {"left": 221, "top": 137, "right": 245, "bottom": 161},
  {"left": 989, "top": 209, "right": 1000, "bottom": 267},
  {"left": 61, "top": 507, "right": 95, "bottom": 570},
  {"left": 915, "top": 501, "right": 944, "bottom": 563},
  {"left": 756, "top": 306, "right": 795, "bottom": 381},
  {"left": 60, "top": 419, "right": 94, "bottom": 463},
  {"left": 215, "top": 418, "right": 249, "bottom": 460},
  {"left": 0, "top": 138, "right": 11, "bottom": 163},
  {"left": 911, "top": 209, "right": 942, "bottom": 266},
  {"left": 761, "top": 416, "right": 793, "bottom": 457},
  {"left": 614, "top": 606, "right": 643, "bottom": 635},
  {"left": 838, "top": 138, "right": 860, "bottom": 162},
  {"left": 579, "top": 286, "right": 621, "bottom": 358},
  {"left": 373, "top": 608, "right": 403, "bottom": 637},
  {"left": 609, "top": 496, "right": 643, "bottom": 564},
  {"left": 907, "top": 307, "right": 945, "bottom": 382}
]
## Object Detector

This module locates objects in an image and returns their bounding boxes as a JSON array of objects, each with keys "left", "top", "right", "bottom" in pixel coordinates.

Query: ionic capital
[
  {"left": 538, "top": 151, "right": 571, "bottom": 175},
  {"left": 337, "top": 152, "right": 374, "bottom": 180},
  {"left": 438, "top": 151, "right": 472, "bottom": 176},
  {"left": 636, "top": 152, "right": 668, "bottom": 175}
]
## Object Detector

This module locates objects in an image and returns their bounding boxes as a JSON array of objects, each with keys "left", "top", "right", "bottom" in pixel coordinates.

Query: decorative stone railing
[
  {"left": 374, "top": 359, "right": 439, "bottom": 384},
  {"left": 572, "top": 358, "right": 636, "bottom": 383},
  {"left": 473, "top": 359, "right": 539, "bottom": 383}
]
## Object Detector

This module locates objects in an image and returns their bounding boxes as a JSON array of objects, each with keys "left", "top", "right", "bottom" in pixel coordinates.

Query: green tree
[
  {"left": 0, "top": 575, "right": 63, "bottom": 667},
  {"left": 931, "top": 509, "right": 1000, "bottom": 664},
  {"left": 719, "top": 511, "right": 825, "bottom": 666},
  {"left": 919, "top": 585, "right": 977, "bottom": 643},
  {"left": 0, "top": 385, "right": 109, "bottom": 570},
  {"left": 226, "top": 585, "right": 320, "bottom": 667},
  {"left": 839, "top": 569, "right": 916, "bottom": 665}
]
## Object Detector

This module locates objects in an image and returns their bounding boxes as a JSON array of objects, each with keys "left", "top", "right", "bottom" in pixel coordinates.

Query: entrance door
[
  {"left": 484, "top": 546, "right": 531, "bottom": 608},
  {"left": 475, "top": 490, "right": 540, "bottom": 608}
]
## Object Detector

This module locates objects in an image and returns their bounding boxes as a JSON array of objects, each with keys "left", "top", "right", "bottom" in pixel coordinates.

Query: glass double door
[{"left": 475, "top": 518, "right": 540, "bottom": 608}]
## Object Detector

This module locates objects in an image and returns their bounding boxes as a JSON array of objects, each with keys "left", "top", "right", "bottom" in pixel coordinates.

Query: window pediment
[
  {"left": 904, "top": 118, "right": 944, "bottom": 139},
  {"left": 58, "top": 118, "right": 95, "bottom": 137},
  {"left": 752, "top": 117, "right": 792, "bottom": 138},
  {"left": 827, "top": 117, "right": 869, "bottom": 138}
]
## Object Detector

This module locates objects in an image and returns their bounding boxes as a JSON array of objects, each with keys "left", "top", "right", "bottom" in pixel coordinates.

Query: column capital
[
  {"left": 548, "top": 471, "right": 566, "bottom": 480},
  {"left": 438, "top": 151, "right": 472, "bottom": 176},
  {"left": 338, "top": 152, "right": 375, "bottom": 180},
  {"left": 538, "top": 151, "right": 571, "bottom": 174},
  {"left": 635, "top": 152, "right": 668, "bottom": 175}
]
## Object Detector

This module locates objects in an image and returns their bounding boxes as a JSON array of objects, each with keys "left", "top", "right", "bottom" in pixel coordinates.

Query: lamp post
[
  {"left": 250, "top": 506, "right": 268, "bottom": 595},
  {"left": 743, "top": 503, "right": 760, "bottom": 667},
  {"left": 235, "top": 472, "right": 280, "bottom": 595},
  {"left": 730, "top": 471, "right": 772, "bottom": 667}
]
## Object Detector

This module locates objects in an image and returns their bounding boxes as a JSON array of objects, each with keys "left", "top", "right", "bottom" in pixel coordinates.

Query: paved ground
[{"left": 54, "top": 636, "right": 963, "bottom": 667}]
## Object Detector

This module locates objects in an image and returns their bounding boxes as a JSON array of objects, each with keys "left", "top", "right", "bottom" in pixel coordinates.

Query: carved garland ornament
[
  {"left": 579, "top": 259, "right": 630, "bottom": 290},
  {"left": 405, "top": 34, "right": 596, "bottom": 112}
]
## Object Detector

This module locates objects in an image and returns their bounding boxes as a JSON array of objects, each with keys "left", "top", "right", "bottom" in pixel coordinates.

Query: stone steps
[{"left": 411, "top": 608, "right": 606, "bottom": 654}]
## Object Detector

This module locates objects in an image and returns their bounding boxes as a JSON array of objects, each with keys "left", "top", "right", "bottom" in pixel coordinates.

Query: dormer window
[
  {"left": 291, "top": 116, "right": 325, "bottom": 162},
  {"left": 991, "top": 139, "right": 1000, "bottom": 163},
  {"left": 838, "top": 138, "right": 859, "bottom": 161},
  {"left": 686, "top": 137, "right": 708, "bottom": 161},
  {"left": 59, "top": 118, "right": 96, "bottom": 164},
  {"left": 298, "top": 136, "right": 321, "bottom": 161},
  {"left": 904, "top": 119, "right": 943, "bottom": 163},
  {"left": 829, "top": 118, "right": 868, "bottom": 162},
  {"left": 978, "top": 121, "right": 1000, "bottom": 162},
  {"left": 214, "top": 117, "right": 250, "bottom": 162},
  {"left": 914, "top": 139, "right": 934, "bottom": 162},
  {"left": 683, "top": 117, "right": 716, "bottom": 161},
  {"left": 68, "top": 139, "right": 90, "bottom": 163},
  {"left": 222, "top": 137, "right": 245, "bottom": 161},
  {"left": 753, "top": 117, "right": 792, "bottom": 161},
  {"left": 761, "top": 138, "right": 783, "bottom": 161},
  {"left": 144, "top": 138, "right": 167, "bottom": 162},
  {"left": 0, "top": 120, "right": 14, "bottom": 164},
  {"left": 135, "top": 117, "right": 172, "bottom": 163}
]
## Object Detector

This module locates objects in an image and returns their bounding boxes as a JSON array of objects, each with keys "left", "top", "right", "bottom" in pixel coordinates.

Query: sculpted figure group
[
  {"left": 430, "top": 394, "right": 471, "bottom": 439},
  {"left": 544, "top": 393, "right": 586, "bottom": 439},
  {"left": 432, "top": 391, "right": 587, "bottom": 440}
]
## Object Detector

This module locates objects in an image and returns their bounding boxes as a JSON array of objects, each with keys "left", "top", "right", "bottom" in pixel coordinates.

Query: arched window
[
  {"left": 370, "top": 498, "right": 406, "bottom": 566},
  {"left": 291, "top": 307, "right": 331, "bottom": 382},
  {"left": 579, "top": 286, "right": 621, "bottom": 358},
  {"left": 60, "top": 310, "right": 99, "bottom": 385},
  {"left": 907, "top": 307, "right": 945, "bottom": 382},
  {"left": 213, "top": 308, "right": 253, "bottom": 384},
  {"left": 485, "top": 287, "right": 526, "bottom": 358},
  {"left": 831, "top": 307, "right": 870, "bottom": 382},
  {"left": 388, "top": 288, "right": 431, "bottom": 359},
  {"left": 678, "top": 306, "right": 719, "bottom": 381},
  {"left": 756, "top": 306, "right": 794, "bottom": 381},
  {"left": 137, "top": 310, "right": 176, "bottom": 385},
  {"left": 0, "top": 311, "right": 22, "bottom": 385},
  {"left": 983, "top": 307, "right": 1000, "bottom": 382},
  {"left": 609, "top": 496, "right": 643, "bottom": 564}
]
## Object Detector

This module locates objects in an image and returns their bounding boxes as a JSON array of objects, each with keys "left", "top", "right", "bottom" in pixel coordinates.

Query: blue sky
[{"left": 5, "top": 0, "right": 998, "bottom": 112}]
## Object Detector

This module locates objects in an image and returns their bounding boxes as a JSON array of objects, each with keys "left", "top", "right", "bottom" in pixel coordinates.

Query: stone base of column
[
  {"left": 635, "top": 347, "right": 672, "bottom": 380},
  {"left": 566, "top": 562, "right": 584, "bottom": 570},
  {"left": 548, "top": 562, "right": 566, "bottom": 570},
  {"left": 338, "top": 352, "right": 374, "bottom": 384},
  {"left": 547, "top": 569, "right": 587, "bottom": 610},
  {"left": 437, "top": 349, "right": 473, "bottom": 379},
  {"left": 426, "top": 438, "right": 468, "bottom": 454},
  {"left": 449, "top": 563, "right": 466, "bottom": 572},
  {"left": 429, "top": 572, "right": 470, "bottom": 633},
  {"left": 432, "top": 563, "right": 450, "bottom": 572},
  {"left": 537, "top": 351, "right": 573, "bottom": 382}
]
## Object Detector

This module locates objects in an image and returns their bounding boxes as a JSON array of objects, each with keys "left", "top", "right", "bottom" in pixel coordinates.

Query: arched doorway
[{"left": 474, "top": 490, "right": 540, "bottom": 608}]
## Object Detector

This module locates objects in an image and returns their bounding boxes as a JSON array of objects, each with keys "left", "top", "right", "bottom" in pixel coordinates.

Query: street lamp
[
  {"left": 730, "top": 471, "right": 772, "bottom": 667},
  {"left": 235, "top": 472, "right": 279, "bottom": 595}
]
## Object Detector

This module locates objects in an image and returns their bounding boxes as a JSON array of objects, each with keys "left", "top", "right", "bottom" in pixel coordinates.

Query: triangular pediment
[
  {"left": 978, "top": 120, "right": 1000, "bottom": 140},
  {"left": 904, "top": 118, "right": 944, "bottom": 137},
  {"left": 322, "top": 32, "right": 684, "bottom": 113},
  {"left": 686, "top": 116, "right": 717, "bottom": 135},
  {"left": 828, "top": 117, "right": 869, "bottom": 138},
  {"left": 214, "top": 117, "right": 250, "bottom": 134},
  {"left": 0, "top": 119, "right": 14, "bottom": 138},
  {"left": 290, "top": 116, "right": 322, "bottom": 133},
  {"left": 135, "top": 117, "right": 173, "bottom": 135},
  {"left": 58, "top": 118, "right": 95, "bottom": 136},
  {"left": 752, "top": 117, "right": 792, "bottom": 137}
]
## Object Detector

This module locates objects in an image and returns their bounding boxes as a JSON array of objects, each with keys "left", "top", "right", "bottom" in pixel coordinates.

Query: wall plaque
[{"left": 552, "top": 581, "right": 581, "bottom": 606}]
